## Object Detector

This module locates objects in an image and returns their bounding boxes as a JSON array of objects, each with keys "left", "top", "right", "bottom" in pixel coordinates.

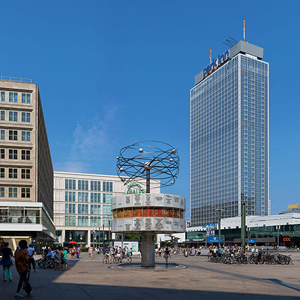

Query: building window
[
  {"left": 78, "top": 180, "right": 88, "bottom": 191},
  {"left": 78, "top": 204, "right": 88, "bottom": 214},
  {"left": 90, "top": 205, "right": 101, "bottom": 215},
  {"left": 21, "top": 188, "right": 30, "bottom": 198},
  {"left": 21, "top": 150, "right": 30, "bottom": 160},
  {"left": 0, "top": 110, "right": 5, "bottom": 121},
  {"left": 21, "top": 169, "right": 30, "bottom": 179},
  {"left": 103, "top": 193, "right": 113, "bottom": 203},
  {"left": 65, "top": 179, "right": 76, "bottom": 190},
  {"left": 21, "top": 112, "right": 31, "bottom": 123},
  {"left": 9, "top": 187, "right": 17, "bottom": 198},
  {"left": 65, "top": 204, "right": 76, "bottom": 214},
  {"left": 78, "top": 216, "right": 88, "bottom": 226},
  {"left": 78, "top": 192, "right": 88, "bottom": 202},
  {"left": 65, "top": 191, "right": 76, "bottom": 202},
  {"left": 9, "top": 149, "right": 18, "bottom": 160},
  {"left": 91, "top": 193, "right": 101, "bottom": 203},
  {"left": 103, "top": 216, "right": 110, "bottom": 227},
  {"left": 0, "top": 149, "right": 4, "bottom": 159},
  {"left": 9, "top": 168, "right": 18, "bottom": 179},
  {"left": 0, "top": 168, "right": 5, "bottom": 178},
  {"left": 0, "top": 187, "right": 4, "bottom": 197},
  {"left": 0, "top": 130, "right": 5, "bottom": 140},
  {"left": 1, "top": 91, "right": 5, "bottom": 102},
  {"left": 91, "top": 181, "right": 101, "bottom": 191},
  {"left": 9, "top": 92, "right": 18, "bottom": 103},
  {"left": 9, "top": 130, "right": 18, "bottom": 141},
  {"left": 103, "top": 182, "right": 113, "bottom": 192},
  {"left": 103, "top": 205, "right": 112, "bottom": 215},
  {"left": 9, "top": 111, "right": 18, "bottom": 122},
  {"left": 21, "top": 131, "right": 30, "bottom": 141},
  {"left": 22, "top": 93, "right": 31, "bottom": 104},
  {"left": 90, "top": 216, "right": 101, "bottom": 226},
  {"left": 65, "top": 216, "right": 76, "bottom": 226}
]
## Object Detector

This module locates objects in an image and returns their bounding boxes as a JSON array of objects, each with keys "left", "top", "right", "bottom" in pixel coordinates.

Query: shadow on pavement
[
  {"left": 36, "top": 282, "right": 300, "bottom": 300},
  {"left": 0, "top": 258, "right": 80, "bottom": 298}
]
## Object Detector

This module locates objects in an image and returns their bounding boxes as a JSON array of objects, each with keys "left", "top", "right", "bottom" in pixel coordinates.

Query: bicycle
[
  {"left": 102, "top": 255, "right": 112, "bottom": 264},
  {"left": 123, "top": 256, "right": 132, "bottom": 263},
  {"left": 36, "top": 257, "right": 54, "bottom": 269},
  {"left": 113, "top": 255, "right": 132, "bottom": 264}
]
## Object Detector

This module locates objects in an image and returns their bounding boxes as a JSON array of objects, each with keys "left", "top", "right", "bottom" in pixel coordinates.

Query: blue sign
[
  {"left": 207, "top": 236, "right": 223, "bottom": 243},
  {"left": 248, "top": 239, "right": 256, "bottom": 244}
]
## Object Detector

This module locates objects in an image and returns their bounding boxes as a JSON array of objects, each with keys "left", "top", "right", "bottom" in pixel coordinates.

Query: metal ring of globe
[{"left": 116, "top": 140, "right": 179, "bottom": 190}]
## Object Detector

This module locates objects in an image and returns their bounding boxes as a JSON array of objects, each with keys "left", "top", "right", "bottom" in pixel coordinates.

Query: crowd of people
[
  {"left": 0, "top": 240, "right": 72, "bottom": 298},
  {"left": 42, "top": 246, "right": 69, "bottom": 270}
]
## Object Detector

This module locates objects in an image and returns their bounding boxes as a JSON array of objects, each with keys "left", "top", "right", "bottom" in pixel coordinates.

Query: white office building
[{"left": 54, "top": 171, "right": 160, "bottom": 247}]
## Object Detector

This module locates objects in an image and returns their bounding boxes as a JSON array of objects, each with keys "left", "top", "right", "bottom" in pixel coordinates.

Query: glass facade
[
  {"left": 191, "top": 53, "right": 269, "bottom": 226},
  {"left": 63, "top": 178, "right": 114, "bottom": 227},
  {"left": 186, "top": 224, "right": 300, "bottom": 247},
  {"left": 0, "top": 207, "right": 41, "bottom": 224}
]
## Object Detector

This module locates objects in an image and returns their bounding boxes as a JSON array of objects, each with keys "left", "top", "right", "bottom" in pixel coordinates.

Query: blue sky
[{"left": 1, "top": 1, "right": 299, "bottom": 217}]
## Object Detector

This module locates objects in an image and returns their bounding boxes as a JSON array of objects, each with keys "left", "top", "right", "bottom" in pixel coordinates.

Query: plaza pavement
[{"left": 1, "top": 251, "right": 300, "bottom": 299}]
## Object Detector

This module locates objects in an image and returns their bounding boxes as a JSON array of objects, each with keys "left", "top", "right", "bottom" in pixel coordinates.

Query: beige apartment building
[{"left": 0, "top": 78, "right": 55, "bottom": 251}]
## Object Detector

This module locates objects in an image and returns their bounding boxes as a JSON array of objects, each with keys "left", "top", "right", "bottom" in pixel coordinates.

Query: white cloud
[{"left": 58, "top": 105, "right": 120, "bottom": 172}]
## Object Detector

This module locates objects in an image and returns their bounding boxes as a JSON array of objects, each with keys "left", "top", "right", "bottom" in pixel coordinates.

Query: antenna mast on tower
[
  {"left": 210, "top": 48, "right": 212, "bottom": 64},
  {"left": 243, "top": 19, "right": 246, "bottom": 42}
]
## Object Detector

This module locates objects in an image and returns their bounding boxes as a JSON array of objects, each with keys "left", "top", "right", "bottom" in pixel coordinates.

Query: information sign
[{"left": 207, "top": 236, "right": 223, "bottom": 243}]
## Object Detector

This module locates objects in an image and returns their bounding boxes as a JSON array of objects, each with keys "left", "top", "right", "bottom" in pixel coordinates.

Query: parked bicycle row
[{"left": 207, "top": 251, "right": 293, "bottom": 265}]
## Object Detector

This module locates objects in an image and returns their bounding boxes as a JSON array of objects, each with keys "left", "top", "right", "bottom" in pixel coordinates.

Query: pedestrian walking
[
  {"left": 61, "top": 247, "right": 68, "bottom": 271},
  {"left": 27, "top": 244, "right": 37, "bottom": 273},
  {"left": 88, "top": 247, "right": 93, "bottom": 259},
  {"left": 164, "top": 247, "right": 171, "bottom": 266},
  {"left": 71, "top": 246, "right": 76, "bottom": 259},
  {"left": 54, "top": 247, "right": 62, "bottom": 271},
  {"left": 14, "top": 240, "right": 32, "bottom": 298},
  {"left": 1, "top": 242, "right": 13, "bottom": 282}
]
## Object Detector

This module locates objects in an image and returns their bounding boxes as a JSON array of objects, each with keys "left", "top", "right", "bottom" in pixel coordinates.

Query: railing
[{"left": 0, "top": 75, "right": 34, "bottom": 83}]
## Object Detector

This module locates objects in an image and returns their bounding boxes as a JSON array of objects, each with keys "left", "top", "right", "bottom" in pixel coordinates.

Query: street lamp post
[
  {"left": 108, "top": 220, "right": 111, "bottom": 242},
  {"left": 92, "top": 230, "right": 95, "bottom": 247},
  {"left": 216, "top": 208, "right": 223, "bottom": 249},
  {"left": 241, "top": 202, "right": 246, "bottom": 253},
  {"left": 276, "top": 225, "right": 280, "bottom": 249},
  {"left": 102, "top": 224, "right": 105, "bottom": 254}
]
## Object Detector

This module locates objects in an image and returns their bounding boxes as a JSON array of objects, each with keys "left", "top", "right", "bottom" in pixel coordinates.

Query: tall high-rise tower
[{"left": 190, "top": 41, "right": 269, "bottom": 226}]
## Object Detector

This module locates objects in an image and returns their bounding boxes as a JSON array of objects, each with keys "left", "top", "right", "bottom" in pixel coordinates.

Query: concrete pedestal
[{"left": 141, "top": 232, "right": 155, "bottom": 267}]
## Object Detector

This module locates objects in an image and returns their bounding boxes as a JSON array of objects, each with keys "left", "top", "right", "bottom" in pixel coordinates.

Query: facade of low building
[
  {"left": 186, "top": 211, "right": 300, "bottom": 247},
  {"left": 53, "top": 171, "right": 160, "bottom": 247}
]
